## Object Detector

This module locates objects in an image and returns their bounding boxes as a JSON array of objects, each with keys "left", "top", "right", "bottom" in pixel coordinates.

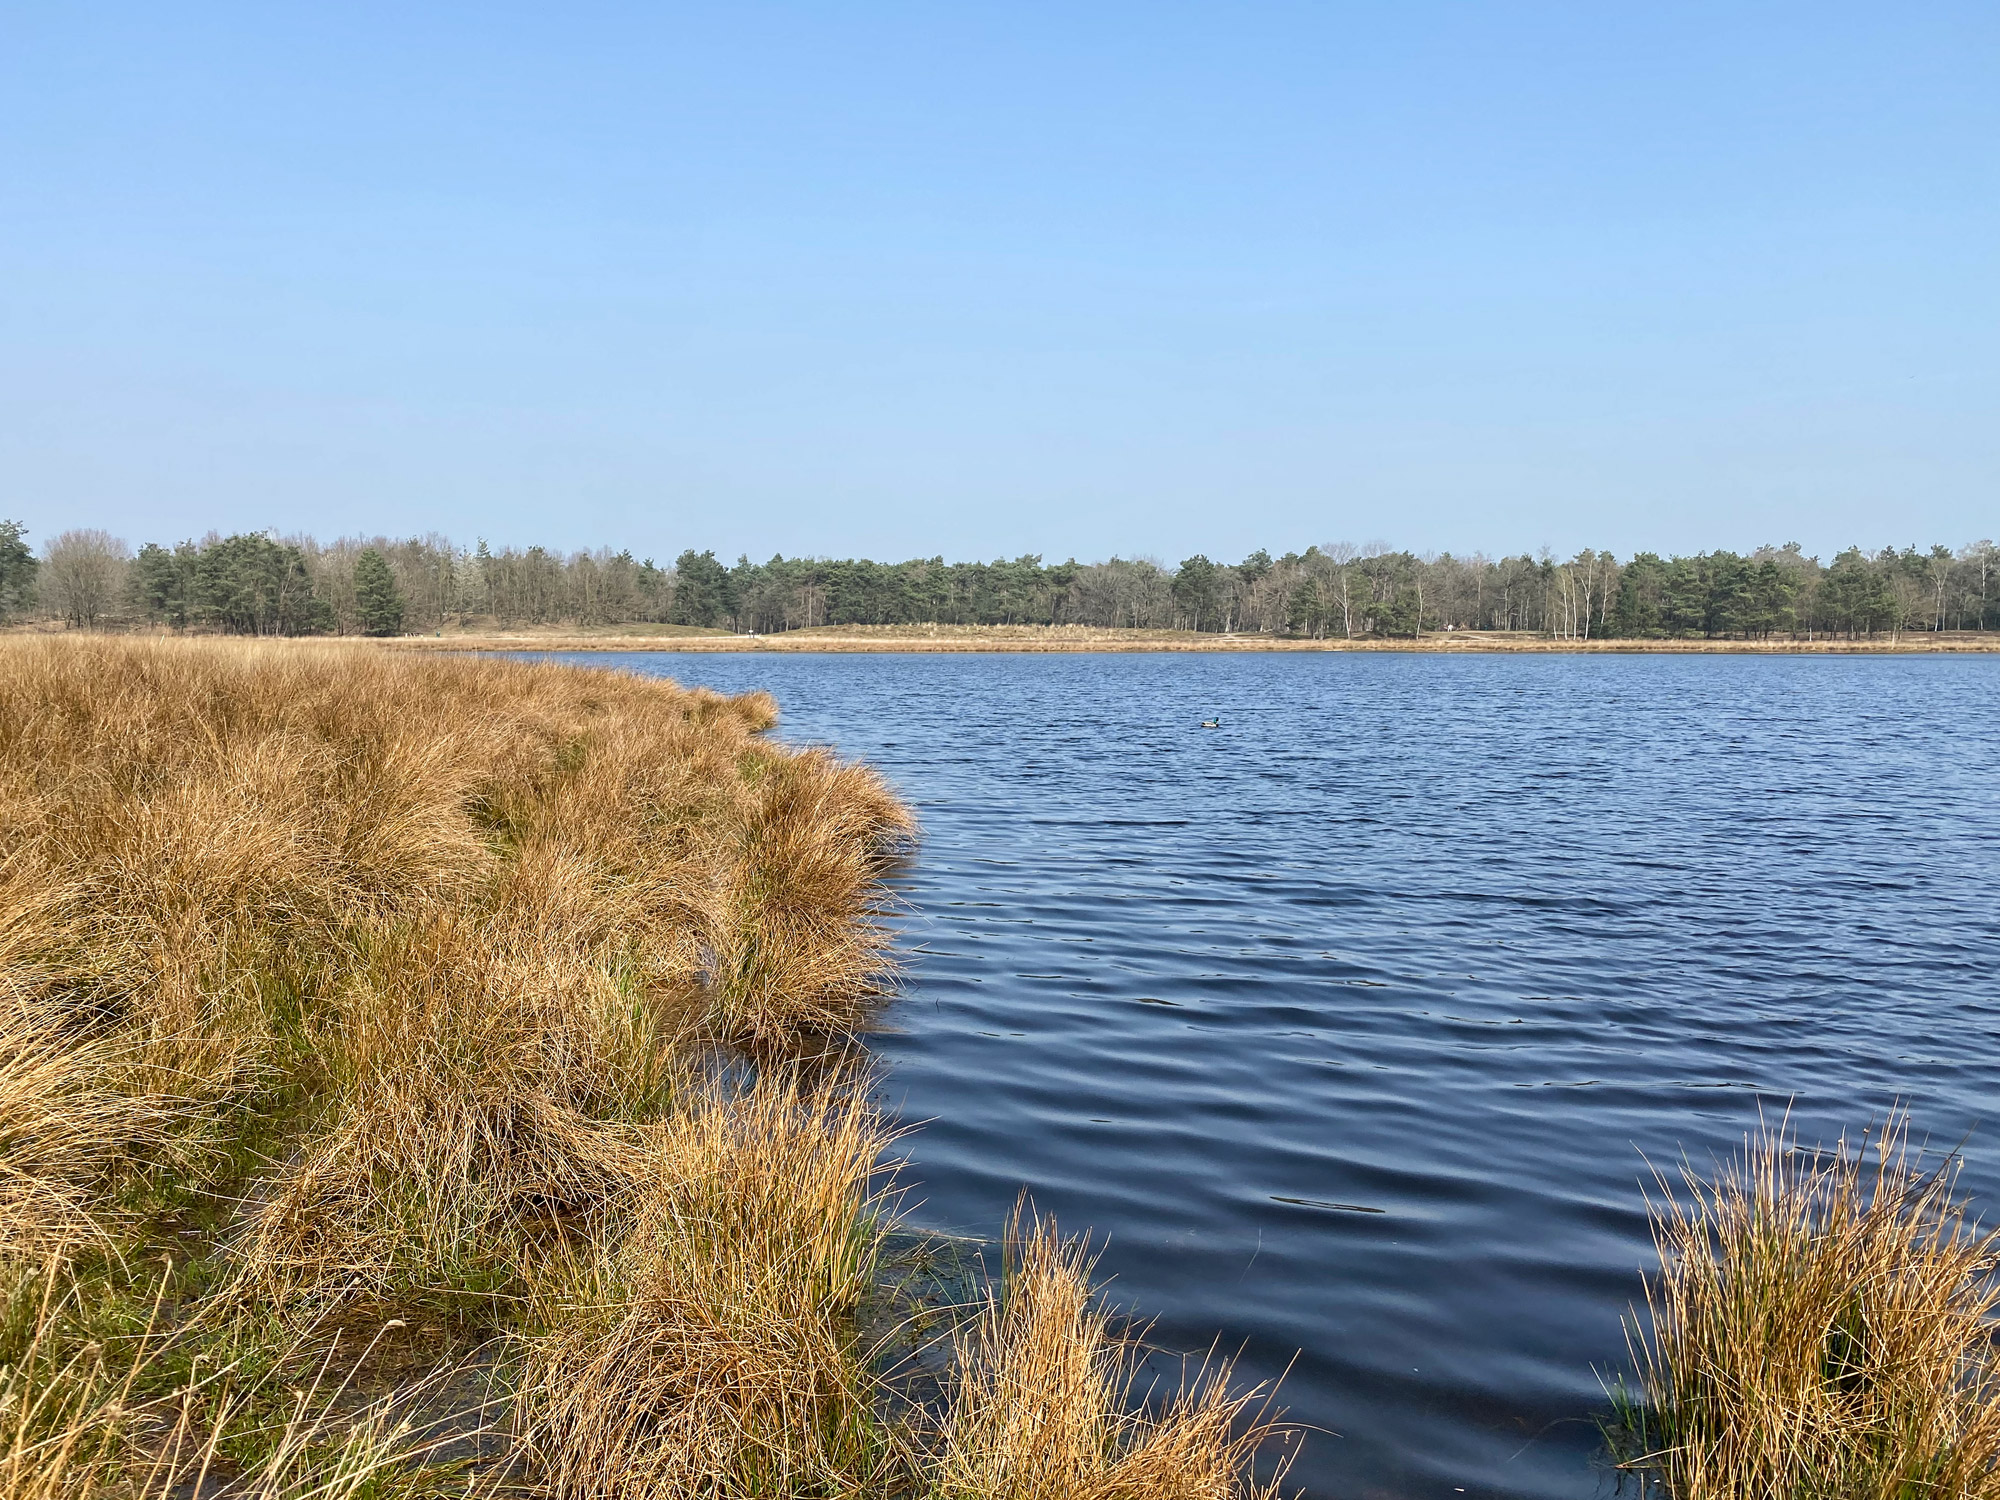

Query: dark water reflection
[{"left": 559, "top": 651, "right": 1999, "bottom": 1500}]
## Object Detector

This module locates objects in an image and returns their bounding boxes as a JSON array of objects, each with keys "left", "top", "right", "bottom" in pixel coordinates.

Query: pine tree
[
  {"left": 0, "top": 520, "right": 37, "bottom": 618},
  {"left": 353, "top": 548, "right": 406, "bottom": 637}
]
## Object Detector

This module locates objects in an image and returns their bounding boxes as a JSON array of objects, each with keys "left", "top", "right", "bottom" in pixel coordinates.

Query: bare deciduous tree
[
  {"left": 1320, "top": 542, "right": 1360, "bottom": 637},
  {"left": 43, "top": 529, "right": 129, "bottom": 629}
]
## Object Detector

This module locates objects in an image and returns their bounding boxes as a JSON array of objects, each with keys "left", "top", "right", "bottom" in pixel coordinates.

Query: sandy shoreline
[{"left": 385, "top": 624, "right": 2000, "bottom": 655}]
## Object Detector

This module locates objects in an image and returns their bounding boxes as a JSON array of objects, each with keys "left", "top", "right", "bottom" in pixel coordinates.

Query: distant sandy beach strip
[{"left": 388, "top": 624, "right": 2000, "bottom": 655}]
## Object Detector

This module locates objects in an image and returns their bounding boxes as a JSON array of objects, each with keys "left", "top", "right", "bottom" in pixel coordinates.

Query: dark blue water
[{"left": 565, "top": 651, "right": 2000, "bottom": 1500}]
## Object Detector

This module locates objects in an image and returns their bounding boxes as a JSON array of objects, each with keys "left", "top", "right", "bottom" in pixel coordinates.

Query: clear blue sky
[{"left": 2, "top": 2, "right": 1994, "bottom": 563}]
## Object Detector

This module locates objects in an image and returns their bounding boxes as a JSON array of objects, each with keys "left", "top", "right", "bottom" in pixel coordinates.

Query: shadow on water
[{"left": 549, "top": 650, "right": 2000, "bottom": 1500}]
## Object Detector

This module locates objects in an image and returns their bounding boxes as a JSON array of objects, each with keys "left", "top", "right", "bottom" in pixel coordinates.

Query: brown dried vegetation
[
  {"left": 1619, "top": 1117, "right": 2000, "bottom": 1500},
  {"left": 0, "top": 636, "right": 1277, "bottom": 1499},
  {"left": 936, "top": 1211, "right": 1282, "bottom": 1500}
]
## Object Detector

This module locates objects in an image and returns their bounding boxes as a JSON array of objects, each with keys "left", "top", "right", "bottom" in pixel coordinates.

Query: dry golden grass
[
  {"left": 0, "top": 996, "right": 168, "bottom": 1265},
  {"left": 0, "top": 1264, "right": 469, "bottom": 1500},
  {"left": 0, "top": 635, "right": 911, "bottom": 1296},
  {"left": 0, "top": 635, "right": 908, "bottom": 1059},
  {"left": 936, "top": 1210, "right": 1283, "bottom": 1500},
  {"left": 0, "top": 636, "right": 1277, "bottom": 1500},
  {"left": 517, "top": 1071, "right": 895, "bottom": 1498},
  {"left": 1622, "top": 1117, "right": 2000, "bottom": 1500}
]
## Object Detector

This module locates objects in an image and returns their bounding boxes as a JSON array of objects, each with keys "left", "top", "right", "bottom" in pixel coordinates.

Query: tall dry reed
[{"left": 1623, "top": 1116, "right": 2000, "bottom": 1500}]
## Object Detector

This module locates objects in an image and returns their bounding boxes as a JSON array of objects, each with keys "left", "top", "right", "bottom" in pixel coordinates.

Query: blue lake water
[{"left": 560, "top": 651, "right": 1999, "bottom": 1500}]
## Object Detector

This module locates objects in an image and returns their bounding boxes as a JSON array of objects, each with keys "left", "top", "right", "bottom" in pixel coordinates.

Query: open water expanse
[{"left": 564, "top": 651, "right": 1998, "bottom": 1500}]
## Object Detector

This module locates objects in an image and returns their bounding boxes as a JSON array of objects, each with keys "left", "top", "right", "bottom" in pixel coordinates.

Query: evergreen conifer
[{"left": 353, "top": 548, "right": 405, "bottom": 636}]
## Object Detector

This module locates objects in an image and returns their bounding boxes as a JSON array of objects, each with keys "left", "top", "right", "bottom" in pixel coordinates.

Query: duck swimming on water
[{"left": 1200, "top": 718, "right": 1221, "bottom": 729}]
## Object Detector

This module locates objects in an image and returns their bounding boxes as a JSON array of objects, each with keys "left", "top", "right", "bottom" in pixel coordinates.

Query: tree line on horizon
[{"left": 3, "top": 520, "right": 1997, "bottom": 641}]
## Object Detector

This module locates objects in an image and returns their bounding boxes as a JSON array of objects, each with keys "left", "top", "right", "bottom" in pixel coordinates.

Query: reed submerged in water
[
  {"left": 1615, "top": 1117, "right": 2000, "bottom": 1500},
  {"left": 0, "top": 637, "right": 1277, "bottom": 1499}
]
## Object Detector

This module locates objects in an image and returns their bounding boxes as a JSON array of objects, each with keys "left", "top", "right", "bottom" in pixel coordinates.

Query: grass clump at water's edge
[
  {"left": 0, "top": 635, "right": 1284, "bottom": 1499},
  {"left": 1610, "top": 1115, "right": 2000, "bottom": 1500}
]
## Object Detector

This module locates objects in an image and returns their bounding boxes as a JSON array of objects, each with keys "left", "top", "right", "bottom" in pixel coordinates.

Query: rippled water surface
[{"left": 565, "top": 651, "right": 1999, "bottom": 1500}]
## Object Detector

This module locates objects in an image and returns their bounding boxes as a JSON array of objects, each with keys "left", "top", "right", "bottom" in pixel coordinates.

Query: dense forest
[{"left": 4, "top": 520, "right": 1997, "bottom": 640}]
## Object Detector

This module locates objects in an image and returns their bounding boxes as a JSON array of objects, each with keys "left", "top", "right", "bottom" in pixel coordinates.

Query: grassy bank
[
  {"left": 381, "top": 623, "right": 2000, "bottom": 654},
  {"left": 0, "top": 637, "right": 1280, "bottom": 1499}
]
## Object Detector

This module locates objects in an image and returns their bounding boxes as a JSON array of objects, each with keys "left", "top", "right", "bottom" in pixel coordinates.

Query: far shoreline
[{"left": 383, "top": 623, "right": 2000, "bottom": 656}]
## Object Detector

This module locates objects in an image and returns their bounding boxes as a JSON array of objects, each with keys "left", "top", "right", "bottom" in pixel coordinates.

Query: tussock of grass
[
  {"left": 0, "top": 993, "right": 170, "bottom": 1263},
  {"left": 1619, "top": 1117, "right": 2000, "bottom": 1500},
  {"left": 938, "top": 1210, "right": 1283, "bottom": 1500},
  {"left": 0, "top": 636, "right": 1278, "bottom": 1499},
  {"left": 517, "top": 1071, "right": 895, "bottom": 1498},
  {"left": 231, "top": 914, "right": 671, "bottom": 1305},
  {"left": 709, "top": 748, "right": 918, "bottom": 1039}
]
